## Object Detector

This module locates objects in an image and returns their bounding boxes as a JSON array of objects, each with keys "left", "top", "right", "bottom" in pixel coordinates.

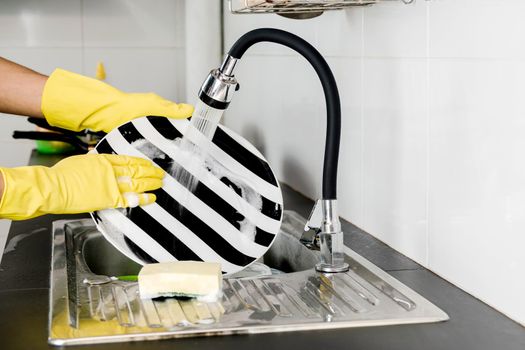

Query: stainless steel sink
[{"left": 48, "top": 211, "right": 448, "bottom": 346}]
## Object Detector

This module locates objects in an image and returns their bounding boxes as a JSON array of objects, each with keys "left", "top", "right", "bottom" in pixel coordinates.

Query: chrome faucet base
[
  {"left": 305, "top": 199, "right": 350, "bottom": 273},
  {"left": 316, "top": 230, "right": 350, "bottom": 272},
  {"left": 315, "top": 262, "right": 350, "bottom": 273}
]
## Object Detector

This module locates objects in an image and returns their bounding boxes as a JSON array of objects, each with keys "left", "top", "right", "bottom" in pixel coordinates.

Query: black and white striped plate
[{"left": 90, "top": 116, "right": 283, "bottom": 275}]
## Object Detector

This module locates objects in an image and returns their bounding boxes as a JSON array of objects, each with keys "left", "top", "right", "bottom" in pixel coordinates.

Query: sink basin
[
  {"left": 82, "top": 210, "right": 318, "bottom": 276},
  {"left": 48, "top": 211, "right": 448, "bottom": 346}
]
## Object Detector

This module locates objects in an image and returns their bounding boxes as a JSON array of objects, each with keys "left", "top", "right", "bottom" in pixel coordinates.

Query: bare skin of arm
[
  {"left": 0, "top": 57, "right": 48, "bottom": 202},
  {"left": 0, "top": 57, "right": 47, "bottom": 118}
]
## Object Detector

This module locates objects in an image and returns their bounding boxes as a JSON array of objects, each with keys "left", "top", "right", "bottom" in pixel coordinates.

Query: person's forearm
[{"left": 0, "top": 57, "right": 47, "bottom": 118}]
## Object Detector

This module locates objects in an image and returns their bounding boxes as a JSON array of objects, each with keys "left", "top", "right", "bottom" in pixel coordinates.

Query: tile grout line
[
  {"left": 425, "top": 0, "right": 431, "bottom": 268},
  {"left": 80, "top": 0, "right": 85, "bottom": 75},
  {"left": 0, "top": 46, "right": 186, "bottom": 50},
  {"left": 360, "top": 7, "right": 365, "bottom": 225}
]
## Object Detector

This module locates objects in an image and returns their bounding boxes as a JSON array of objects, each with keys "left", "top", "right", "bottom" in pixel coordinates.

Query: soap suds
[
  {"left": 131, "top": 136, "right": 262, "bottom": 242},
  {"left": 196, "top": 290, "right": 223, "bottom": 303},
  {"left": 131, "top": 139, "right": 166, "bottom": 160}
]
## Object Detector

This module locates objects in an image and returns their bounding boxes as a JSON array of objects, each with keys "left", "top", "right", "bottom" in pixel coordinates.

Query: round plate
[{"left": 91, "top": 116, "right": 283, "bottom": 275}]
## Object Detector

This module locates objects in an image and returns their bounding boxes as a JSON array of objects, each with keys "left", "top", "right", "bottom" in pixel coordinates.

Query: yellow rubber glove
[
  {"left": 0, "top": 154, "right": 164, "bottom": 220},
  {"left": 42, "top": 69, "right": 193, "bottom": 133}
]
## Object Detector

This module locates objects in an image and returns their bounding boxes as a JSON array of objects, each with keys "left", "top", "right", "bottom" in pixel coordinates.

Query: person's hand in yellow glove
[
  {"left": 0, "top": 57, "right": 193, "bottom": 132},
  {"left": 0, "top": 154, "right": 164, "bottom": 220},
  {"left": 41, "top": 68, "right": 193, "bottom": 133}
]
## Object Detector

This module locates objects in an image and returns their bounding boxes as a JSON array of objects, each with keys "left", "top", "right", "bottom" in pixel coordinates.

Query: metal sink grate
[{"left": 78, "top": 269, "right": 415, "bottom": 331}]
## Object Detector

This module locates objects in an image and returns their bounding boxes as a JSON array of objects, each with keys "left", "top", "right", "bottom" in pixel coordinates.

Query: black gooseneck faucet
[{"left": 198, "top": 28, "right": 349, "bottom": 273}]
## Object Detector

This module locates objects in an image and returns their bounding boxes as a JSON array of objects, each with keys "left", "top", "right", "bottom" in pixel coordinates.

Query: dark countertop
[{"left": 0, "top": 151, "right": 523, "bottom": 350}]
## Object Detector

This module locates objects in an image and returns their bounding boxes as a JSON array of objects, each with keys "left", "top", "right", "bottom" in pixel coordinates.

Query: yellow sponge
[{"left": 138, "top": 261, "right": 222, "bottom": 300}]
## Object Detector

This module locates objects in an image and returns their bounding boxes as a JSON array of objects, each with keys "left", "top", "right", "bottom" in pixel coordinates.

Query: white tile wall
[
  {"left": 330, "top": 57, "right": 363, "bottom": 225},
  {"left": 315, "top": 9, "right": 363, "bottom": 58},
  {"left": 184, "top": 0, "right": 222, "bottom": 102},
  {"left": 83, "top": 48, "right": 185, "bottom": 100},
  {"left": 428, "top": 58, "right": 525, "bottom": 322},
  {"left": 429, "top": 0, "right": 525, "bottom": 59},
  {"left": 363, "top": 0, "right": 427, "bottom": 58},
  {"left": 0, "top": 0, "right": 82, "bottom": 47},
  {"left": 82, "top": 0, "right": 185, "bottom": 48},
  {"left": 0, "top": 47, "right": 83, "bottom": 74},
  {"left": 223, "top": 6, "right": 317, "bottom": 57},
  {"left": 362, "top": 58, "right": 428, "bottom": 263},
  {"left": 223, "top": 0, "right": 525, "bottom": 324}
]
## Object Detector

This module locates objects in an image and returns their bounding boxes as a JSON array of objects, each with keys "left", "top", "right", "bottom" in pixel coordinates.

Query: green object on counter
[
  {"left": 116, "top": 275, "right": 138, "bottom": 282},
  {"left": 35, "top": 140, "right": 75, "bottom": 155}
]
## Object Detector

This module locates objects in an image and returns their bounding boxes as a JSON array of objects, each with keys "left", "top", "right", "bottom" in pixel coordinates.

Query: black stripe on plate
[
  {"left": 95, "top": 138, "right": 116, "bottom": 154},
  {"left": 147, "top": 115, "right": 183, "bottom": 140},
  {"left": 123, "top": 236, "right": 158, "bottom": 264},
  {"left": 177, "top": 166, "right": 251, "bottom": 229},
  {"left": 118, "top": 121, "right": 146, "bottom": 143},
  {"left": 128, "top": 206, "right": 203, "bottom": 261},
  {"left": 92, "top": 211, "right": 102, "bottom": 224},
  {"left": 262, "top": 197, "right": 283, "bottom": 221},
  {"left": 153, "top": 188, "right": 257, "bottom": 267},
  {"left": 254, "top": 227, "right": 276, "bottom": 247},
  {"left": 212, "top": 127, "right": 278, "bottom": 186},
  {"left": 118, "top": 121, "right": 282, "bottom": 223}
]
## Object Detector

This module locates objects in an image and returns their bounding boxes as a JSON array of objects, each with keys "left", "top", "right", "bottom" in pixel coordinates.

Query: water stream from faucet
[{"left": 170, "top": 100, "right": 224, "bottom": 199}]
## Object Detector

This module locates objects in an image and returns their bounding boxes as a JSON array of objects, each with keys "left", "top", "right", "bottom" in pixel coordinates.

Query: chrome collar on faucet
[{"left": 198, "top": 55, "right": 240, "bottom": 110}]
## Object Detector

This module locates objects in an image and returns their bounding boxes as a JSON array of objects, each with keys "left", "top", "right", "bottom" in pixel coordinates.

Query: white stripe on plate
[
  {"left": 167, "top": 118, "right": 189, "bottom": 133},
  {"left": 161, "top": 118, "right": 281, "bottom": 203},
  {"left": 119, "top": 123, "right": 282, "bottom": 233},
  {"left": 97, "top": 209, "right": 176, "bottom": 262},
  {"left": 142, "top": 203, "right": 244, "bottom": 273},
  {"left": 104, "top": 131, "right": 274, "bottom": 254}
]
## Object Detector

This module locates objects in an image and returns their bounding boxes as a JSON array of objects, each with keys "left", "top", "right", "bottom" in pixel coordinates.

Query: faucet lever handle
[
  {"left": 304, "top": 199, "right": 323, "bottom": 231},
  {"left": 300, "top": 200, "right": 323, "bottom": 250}
]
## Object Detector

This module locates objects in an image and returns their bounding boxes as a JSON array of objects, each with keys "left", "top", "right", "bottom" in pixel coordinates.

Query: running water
[{"left": 171, "top": 100, "right": 224, "bottom": 195}]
